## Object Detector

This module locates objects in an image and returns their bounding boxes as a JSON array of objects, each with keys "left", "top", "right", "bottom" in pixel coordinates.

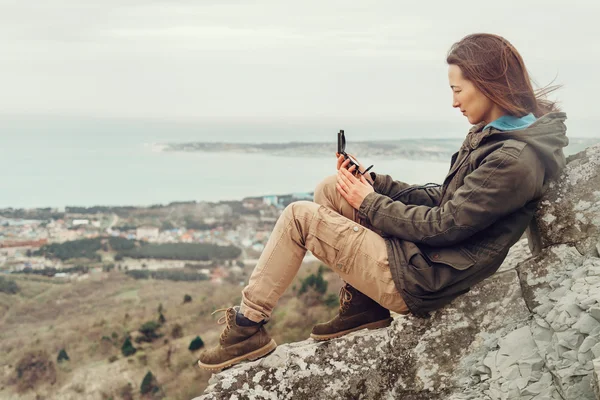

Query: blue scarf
[{"left": 484, "top": 113, "right": 536, "bottom": 132}]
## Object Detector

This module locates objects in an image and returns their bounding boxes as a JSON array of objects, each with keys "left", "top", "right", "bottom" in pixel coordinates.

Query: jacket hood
[{"left": 472, "top": 112, "right": 569, "bottom": 181}]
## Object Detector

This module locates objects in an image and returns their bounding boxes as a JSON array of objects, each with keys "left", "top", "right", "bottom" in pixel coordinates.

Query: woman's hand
[
  {"left": 336, "top": 159, "right": 375, "bottom": 210},
  {"left": 336, "top": 152, "right": 374, "bottom": 184},
  {"left": 336, "top": 152, "right": 360, "bottom": 171}
]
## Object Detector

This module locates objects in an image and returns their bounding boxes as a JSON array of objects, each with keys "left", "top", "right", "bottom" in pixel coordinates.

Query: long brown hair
[{"left": 446, "top": 33, "right": 560, "bottom": 117}]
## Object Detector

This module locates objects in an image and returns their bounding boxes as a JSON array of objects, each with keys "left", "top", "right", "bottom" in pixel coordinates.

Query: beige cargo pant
[{"left": 240, "top": 174, "right": 409, "bottom": 322}]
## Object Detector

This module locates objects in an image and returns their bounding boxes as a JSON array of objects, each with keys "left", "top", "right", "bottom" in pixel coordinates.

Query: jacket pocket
[{"left": 421, "top": 247, "right": 476, "bottom": 270}]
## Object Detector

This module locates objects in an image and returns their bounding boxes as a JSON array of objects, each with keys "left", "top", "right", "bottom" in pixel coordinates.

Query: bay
[{"left": 0, "top": 115, "right": 597, "bottom": 209}]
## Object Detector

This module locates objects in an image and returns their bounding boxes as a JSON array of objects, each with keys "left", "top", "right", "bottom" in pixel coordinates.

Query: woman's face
[{"left": 448, "top": 64, "right": 501, "bottom": 125}]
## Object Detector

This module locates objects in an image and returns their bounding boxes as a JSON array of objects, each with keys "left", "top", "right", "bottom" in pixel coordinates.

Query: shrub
[
  {"left": 137, "top": 352, "right": 148, "bottom": 366},
  {"left": 11, "top": 350, "right": 56, "bottom": 393},
  {"left": 140, "top": 371, "right": 159, "bottom": 395},
  {"left": 188, "top": 336, "right": 204, "bottom": 351},
  {"left": 139, "top": 321, "right": 161, "bottom": 341},
  {"left": 158, "top": 313, "right": 166, "bottom": 325},
  {"left": 102, "top": 263, "right": 115, "bottom": 272},
  {"left": 324, "top": 293, "right": 339, "bottom": 308},
  {"left": 121, "top": 338, "right": 137, "bottom": 357},
  {"left": 171, "top": 324, "right": 183, "bottom": 339},
  {"left": 57, "top": 349, "right": 70, "bottom": 363},
  {"left": 119, "top": 382, "right": 133, "bottom": 400},
  {"left": 0, "top": 276, "right": 20, "bottom": 294},
  {"left": 108, "top": 355, "right": 118, "bottom": 363},
  {"left": 125, "top": 269, "right": 209, "bottom": 282},
  {"left": 298, "top": 268, "right": 328, "bottom": 295},
  {"left": 183, "top": 294, "right": 192, "bottom": 304}
]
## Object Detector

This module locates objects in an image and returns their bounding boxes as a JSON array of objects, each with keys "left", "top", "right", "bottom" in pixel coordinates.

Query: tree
[
  {"left": 140, "top": 371, "right": 159, "bottom": 395},
  {"left": 57, "top": 349, "right": 69, "bottom": 362},
  {"left": 183, "top": 294, "right": 192, "bottom": 304},
  {"left": 117, "top": 242, "right": 241, "bottom": 261},
  {"left": 121, "top": 338, "right": 137, "bottom": 357},
  {"left": 35, "top": 237, "right": 103, "bottom": 260},
  {"left": 188, "top": 336, "right": 204, "bottom": 351}
]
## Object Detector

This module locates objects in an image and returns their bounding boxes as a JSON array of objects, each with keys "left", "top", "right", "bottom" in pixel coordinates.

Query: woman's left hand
[{"left": 336, "top": 160, "right": 375, "bottom": 210}]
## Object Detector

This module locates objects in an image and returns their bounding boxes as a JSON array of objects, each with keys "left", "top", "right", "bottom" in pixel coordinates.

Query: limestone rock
[
  {"left": 195, "top": 143, "right": 600, "bottom": 400},
  {"left": 197, "top": 271, "right": 532, "bottom": 400},
  {"left": 528, "top": 143, "right": 600, "bottom": 256},
  {"left": 593, "top": 358, "right": 600, "bottom": 399}
]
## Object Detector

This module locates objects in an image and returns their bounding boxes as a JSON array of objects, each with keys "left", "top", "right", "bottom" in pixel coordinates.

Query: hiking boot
[
  {"left": 197, "top": 307, "right": 277, "bottom": 371},
  {"left": 310, "top": 284, "right": 393, "bottom": 341}
]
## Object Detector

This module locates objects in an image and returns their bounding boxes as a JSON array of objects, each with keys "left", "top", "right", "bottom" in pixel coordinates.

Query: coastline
[{"left": 2, "top": 137, "right": 598, "bottom": 210}]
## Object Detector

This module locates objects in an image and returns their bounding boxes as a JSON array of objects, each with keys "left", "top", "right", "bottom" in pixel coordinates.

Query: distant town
[{"left": 0, "top": 191, "right": 315, "bottom": 284}]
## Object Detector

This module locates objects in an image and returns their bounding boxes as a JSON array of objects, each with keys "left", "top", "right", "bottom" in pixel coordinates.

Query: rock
[
  {"left": 527, "top": 143, "right": 600, "bottom": 256},
  {"left": 592, "top": 343, "right": 600, "bottom": 359},
  {"left": 497, "top": 238, "right": 532, "bottom": 273},
  {"left": 591, "top": 307, "right": 600, "bottom": 322},
  {"left": 574, "top": 314, "right": 600, "bottom": 335},
  {"left": 194, "top": 143, "right": 600, "bottom": 400},
  {"left": 593, "top": 358, "right": 600, "bottom": 399},
  {"left": 198, "top": 271, "right": 531, "bottom": 400},
  {"left": 580, "top": 336, "right": 599, "bottom": 353}
]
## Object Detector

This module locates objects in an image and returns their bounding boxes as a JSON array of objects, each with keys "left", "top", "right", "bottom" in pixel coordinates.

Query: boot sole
[
  {"left": 309, "top": 317, "right": 393, "bottom": 341},
  {"left": 197, "top": 339, "right": 278, "bottom": 371}
]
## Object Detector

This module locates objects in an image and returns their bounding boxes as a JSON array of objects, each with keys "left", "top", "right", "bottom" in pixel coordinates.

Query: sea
[{"left": 1, "top": 115, "right": 597, "bottom": 209}]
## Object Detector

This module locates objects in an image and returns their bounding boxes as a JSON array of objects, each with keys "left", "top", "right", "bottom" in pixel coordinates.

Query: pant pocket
[
  {"left": 336, "top": 227, "right": 366, "bottom": 273},
  {"left": 307, "top": 206, "right": 364, "bottom": 273}
]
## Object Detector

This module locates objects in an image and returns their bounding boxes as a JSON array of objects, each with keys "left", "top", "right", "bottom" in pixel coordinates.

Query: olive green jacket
[{"left": 359, "top": 112, "right": 568, "bottom": 316}]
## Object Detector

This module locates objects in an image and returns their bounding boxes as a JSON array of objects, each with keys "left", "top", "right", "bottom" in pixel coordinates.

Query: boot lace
[
  {"left": 339, "top": 286, "right": 353, "bottom": 314},
  {"left": 212, "top": 307, "right": 235, "bottom": 342}
]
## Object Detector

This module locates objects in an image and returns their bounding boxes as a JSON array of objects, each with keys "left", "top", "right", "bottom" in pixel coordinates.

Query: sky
[{"left": 1, "top": 0, "right": 599, "bottom": 123}]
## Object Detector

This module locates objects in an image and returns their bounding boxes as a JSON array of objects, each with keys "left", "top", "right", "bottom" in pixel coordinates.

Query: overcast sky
[{"left": 1, "top": 0, "right": 598, "bottom": 122}]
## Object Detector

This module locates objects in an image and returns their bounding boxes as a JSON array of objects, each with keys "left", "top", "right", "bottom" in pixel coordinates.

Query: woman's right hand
[
  {"left": 336, "top": 152, "right": 360, "bottom": 171},
  {"left": 336, "top": 152, "right": 374, "bottom": 185}
]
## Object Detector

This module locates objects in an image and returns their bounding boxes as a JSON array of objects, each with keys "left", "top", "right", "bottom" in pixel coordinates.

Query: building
[
  {"left": 292, "top": 192, "right": 314, "bottom": 201},
  {"left": 136, "top": 226, "right": 159, "bottom": 241},
  {"left": 262, "top": 195, "right": 278, "bottom": 207}
]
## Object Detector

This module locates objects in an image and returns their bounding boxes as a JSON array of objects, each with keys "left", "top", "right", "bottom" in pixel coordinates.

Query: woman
[{"left": 198, "top": 33, "right": 568, "bottom": 371}]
